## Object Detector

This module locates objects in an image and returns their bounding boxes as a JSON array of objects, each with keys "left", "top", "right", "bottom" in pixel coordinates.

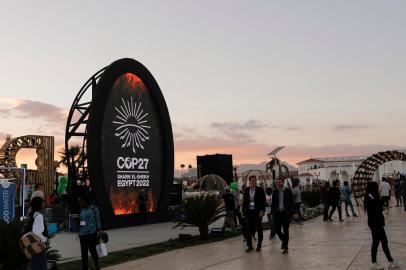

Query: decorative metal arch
[
  {"left": 65, "top": 67, "right": 106, "bottom": 191},
  {"left": 0, "top": 135, "right": 54, "bottom": 197},
  {"left": 352, "top": 150, "right": 406, "bottom": 204}
]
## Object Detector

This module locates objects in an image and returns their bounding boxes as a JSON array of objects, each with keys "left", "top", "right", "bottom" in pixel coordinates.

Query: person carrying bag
[
  {"left": 20, "top": 196, "right": 49, "bottom": 270},
  {"left": 78, "top": 194, "right": 102, "bottom": 270}
]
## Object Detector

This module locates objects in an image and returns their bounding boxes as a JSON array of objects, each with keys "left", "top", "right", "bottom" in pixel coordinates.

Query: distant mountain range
[{"left": 175, "top": 160, "right": 297, "bottom": 178}]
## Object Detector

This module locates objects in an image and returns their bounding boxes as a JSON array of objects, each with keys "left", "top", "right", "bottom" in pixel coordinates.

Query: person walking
[
  {"left": 292, "top": 181, "right": 303, "bottom": 224},
  {"left": 364, "top": 182, "right": 399, "bottom": 269},
  {"left": 27, "top": 196, "right": 48, "bottom": 270},
  {"left": 239, "top": 189, "right": 248, "bottom": 241},
  {"left": 272, "top": 178, "right": 294, "bottom": 254},
  {"left": 265, "top": 187, "right": 275, "bottom": 239},
  {"left": 379, "top": 178, "right": 391, "bottom": 211},
  {"left": 394, "top": 180, "right": 402, "bottom": 207},
  {"left": 400, "top": 179, "right": 406, "bottom": 212},
  {"left": 328, "top": 180, "right": 344, "bottom": 222},
  {"left": 242, "top": 176, "right": 266, "bottom": 252},
  {"left": 343, "top": 181, "right": 357, "bottom": 217},
  {"left": 320, "top": 182, "right": 330, "bottom": 221},
  {"left": 221, "top": 186, "right": 236, "bottom": 231},
  {"left": 78, "top": 194, "right": 102, "bottom": 270},
  {"left": 232, "top": 187, "right": 243, "bottom": 228}
]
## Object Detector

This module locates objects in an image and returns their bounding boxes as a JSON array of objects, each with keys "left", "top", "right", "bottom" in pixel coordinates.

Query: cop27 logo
[{"left": 113, "top": 97, "right": 151, "bottom": 153}]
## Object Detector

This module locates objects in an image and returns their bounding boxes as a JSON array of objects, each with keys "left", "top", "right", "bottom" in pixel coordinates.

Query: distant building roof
[
  {"left": 297, "top": 156, "right": 368, "bottom": 165},
  {"left": 298, "top": 172, "right": 313, "bottom": 177},
  {"left": 297, "top": 158, "right": 324, "bottom": 165}
]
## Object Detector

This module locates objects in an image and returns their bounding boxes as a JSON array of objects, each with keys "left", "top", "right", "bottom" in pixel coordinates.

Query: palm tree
[
  {"left": 58, "top": 145, "right": 84, "bottom": 189},
  {"left": 173, "top": 194, "right": 225, "bottom": 240},
  {"left": 58, "top": 145, "right": 81, "bottom": 168}
]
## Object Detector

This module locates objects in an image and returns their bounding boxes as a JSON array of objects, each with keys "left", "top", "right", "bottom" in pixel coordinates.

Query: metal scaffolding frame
[{"left": 65, "top": 67, "right": 106, "bottom": 192}]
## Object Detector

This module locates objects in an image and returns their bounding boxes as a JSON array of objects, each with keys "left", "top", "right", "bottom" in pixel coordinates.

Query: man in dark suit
[
  {"left": 272, "top": 178, "right": 294, "bottom": 254},
  {"left": 242, "top": 175, "right": 266, "bottom": 252}
]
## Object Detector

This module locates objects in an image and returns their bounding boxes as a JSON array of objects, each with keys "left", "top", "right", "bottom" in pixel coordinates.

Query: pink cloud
[{"left": 0, "top": 99, "right": 66, "bottom": 124}]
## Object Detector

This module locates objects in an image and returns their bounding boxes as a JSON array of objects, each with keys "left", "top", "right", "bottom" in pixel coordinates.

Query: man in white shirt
[{"left": 379, "top": 178, "right": 391, "bottom": 209}]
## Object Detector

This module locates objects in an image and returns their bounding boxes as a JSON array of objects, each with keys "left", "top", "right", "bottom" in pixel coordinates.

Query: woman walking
[
  {"left": 78, "top": 194, "right": 102, "bottom": 270},
  {"left": 364, "top": 182, "right": 399, "bottom": 270},
  {"left": 27, "top": 196, "right": 48, "bottom": 270}
]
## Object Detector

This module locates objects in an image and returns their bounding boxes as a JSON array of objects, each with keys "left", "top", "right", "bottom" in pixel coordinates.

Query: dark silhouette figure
[
  {"left": 328, "top": 180, "right": 343, "bottom": 222},
  {"left": 138, "top": 189, "right": 148, "bottom": 224},
  {"left": 364, "top": 182, "right": 398, "bottom": 269}
]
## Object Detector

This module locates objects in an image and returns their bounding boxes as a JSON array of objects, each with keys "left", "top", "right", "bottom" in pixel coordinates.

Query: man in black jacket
[
  {"left": 242, "top": 176, "right": 266, "bottom": 252},
  {"left": 328, "top": 180, "right": 344, "bottom": 222},
  {"left": 272, "top": 178, "right": 294, "bottom": 254}
]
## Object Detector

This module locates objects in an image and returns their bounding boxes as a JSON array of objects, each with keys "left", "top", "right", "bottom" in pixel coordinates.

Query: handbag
[
  {"left": 20, "top": 232, "right": 47, "bottom": 260},
  {"left": 96, "top": 242, "right": 108, "bottom": 257}
]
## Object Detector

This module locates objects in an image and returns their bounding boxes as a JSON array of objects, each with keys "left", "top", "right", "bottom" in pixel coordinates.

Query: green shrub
[
  {"left": 0, "top": 219, "right": 28, "bottom": 270},
  {"left": 173, "top": 193, "right": 225, "bottom": 240},
  {"left": 302, "top": 190, "right": 321, "bottom": 208}
]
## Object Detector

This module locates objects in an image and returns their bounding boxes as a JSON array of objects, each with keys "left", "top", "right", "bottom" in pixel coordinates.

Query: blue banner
[{"left": 0, "top": 182, "right": 16, "bottom": 223}]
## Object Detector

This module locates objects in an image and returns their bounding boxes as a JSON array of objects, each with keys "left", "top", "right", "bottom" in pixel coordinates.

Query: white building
[{"left": 297, "top": 155, "right": 406, "bottom": 185}]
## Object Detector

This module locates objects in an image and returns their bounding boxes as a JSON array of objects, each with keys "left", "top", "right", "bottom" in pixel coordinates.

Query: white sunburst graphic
[{"left": 113, "top": 97, "right": 151, "bottom": 153}]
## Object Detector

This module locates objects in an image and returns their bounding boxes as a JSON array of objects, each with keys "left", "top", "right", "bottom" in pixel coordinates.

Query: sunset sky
[{"left": 1, "top": 1, "right": 406, "bottom": 173}]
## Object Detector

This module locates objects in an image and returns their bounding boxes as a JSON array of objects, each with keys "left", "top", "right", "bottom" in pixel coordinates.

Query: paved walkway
[
  {"left": 53, "top": 219, "right": 224, "bottom": 262},
  {"left": 104, "top": 207, "right": 406, "bottom": 270}
]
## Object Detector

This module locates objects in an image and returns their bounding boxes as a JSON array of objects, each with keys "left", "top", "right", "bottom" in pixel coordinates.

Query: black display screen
[
  {"left": 87, "top": 58, "right": 174, "bottom": 229},
  {"left": 101, "top": 73, "right": 164, "bottom": 215}
]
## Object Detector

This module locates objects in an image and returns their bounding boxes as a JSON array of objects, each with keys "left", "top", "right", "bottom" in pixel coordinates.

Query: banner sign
[{"left": 0, "top": 182, "right": 16, "bottom": 223}]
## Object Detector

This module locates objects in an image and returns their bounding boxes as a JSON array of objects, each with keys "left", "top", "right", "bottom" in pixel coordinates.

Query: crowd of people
[
  {"left": 219, "top": 175, "right": 404, "bottom": 269},
  {"left": 220, "top": 176, "right": 301, "bottom": 254},
  {"left": 320, "top": 180, "right": 358, "bottom": 222},
  {"left": 22, "top": 174, "right": 406, "bottom": 269}
]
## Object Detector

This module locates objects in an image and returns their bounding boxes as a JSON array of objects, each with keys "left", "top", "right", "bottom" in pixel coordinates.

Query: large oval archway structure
[
  {"left": 352, "top": 150, "right": 406, "bottom": 204},
  {"left": 66, "top": 58, "right": 174, "bottom": 229}
]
